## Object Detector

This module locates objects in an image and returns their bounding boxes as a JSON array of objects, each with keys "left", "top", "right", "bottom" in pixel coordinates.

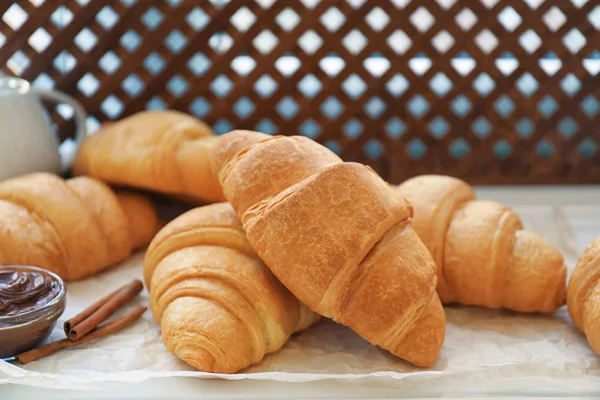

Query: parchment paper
[{"left": 1, "top": 205, "right": 599, "bottom": 396}]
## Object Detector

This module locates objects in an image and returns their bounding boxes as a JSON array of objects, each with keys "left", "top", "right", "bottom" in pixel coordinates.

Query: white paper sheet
[{"left": 1, "top": 205, "right": 599, "bottom": 396}]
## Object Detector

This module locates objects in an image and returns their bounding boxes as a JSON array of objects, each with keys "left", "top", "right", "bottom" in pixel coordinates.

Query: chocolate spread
[
  {"left": 0, "top": 266, "right": 65, "bottom": 359},
  {"left": 0, "top": 270, "right": 60, "bottom": 317}
]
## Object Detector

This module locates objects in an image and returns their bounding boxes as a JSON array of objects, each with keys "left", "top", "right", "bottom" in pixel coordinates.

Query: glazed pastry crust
[
  {"left": 144, "top": 203, "right": 319, "bottom": 373},
  {"left": 396, "top": 175, "right": 566, "bottom": 312},
  {"left": 394, "top": 175, "right": 475, "bottom": 302},
  {"left": 73, "top": 110, "right": 224, "bottom": 204},
  {"left": 568, "top": 238, "right": 600, "bottom": 356},
  {"left": 0, "top": 173, "right": 158, "bottom": 281},
  {"left": 210, "top": 130, "right": 445, "bottom": 368}
]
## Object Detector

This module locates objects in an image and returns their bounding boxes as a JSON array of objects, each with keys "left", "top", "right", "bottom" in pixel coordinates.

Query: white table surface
[{"left": 3, "top": 185, "right": 600, "bottom": 400}]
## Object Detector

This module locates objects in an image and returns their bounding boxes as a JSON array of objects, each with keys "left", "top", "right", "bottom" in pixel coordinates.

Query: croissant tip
[{"left": 210, "top": 130, "right": 270, "bottom": 178}]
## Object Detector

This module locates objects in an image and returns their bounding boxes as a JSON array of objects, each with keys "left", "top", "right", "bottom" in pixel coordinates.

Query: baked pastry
[
  {"left": 395, "top": 175, "right": 567, "bottom": 313},
  {"left": 144, "top": 202, "right": 319, "bottom": 373},
  {"left": 568, "top": 238, "right": 600, "bottom": 356},
  {"left": 73, "top": 110, "right": 225, "bottom": 204},
  {"left": 0, "top": 173, "right": 159, "bottom": 281},
  {"left": 210, "top": 130, "right": 445, "bottom": 368}
]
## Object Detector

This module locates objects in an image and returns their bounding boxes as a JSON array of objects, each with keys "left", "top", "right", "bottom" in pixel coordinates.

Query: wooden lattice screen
[{"left": 1, "top": 0, "right": 599, "bottom": 184}]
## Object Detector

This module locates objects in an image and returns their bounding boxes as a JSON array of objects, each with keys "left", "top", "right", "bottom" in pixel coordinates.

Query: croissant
[
  {"left": 143, "top": 202, "right": 319, "bottom": 373},
  {"left": 568, "top": 238, "right": 600, "bottom": 356},
  {"left": 395, "top": 175, "right": 567, "bottom": 313},
  {"left": 73, "top": 110, "right": 225, "bottom": 204},
  {"left": 210, "top": 130, "right": 445, "bottom": 367},
  {"left": 0, "top": 172, "right": 159, "bottom": 281}
]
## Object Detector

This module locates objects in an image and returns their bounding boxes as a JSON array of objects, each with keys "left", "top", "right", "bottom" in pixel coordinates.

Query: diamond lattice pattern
[{"left": 1, "top": 0, "right": 599, "bottom": 184}]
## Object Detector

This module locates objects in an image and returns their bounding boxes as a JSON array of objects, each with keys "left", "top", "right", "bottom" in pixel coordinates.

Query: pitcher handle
[{"left": 30, "top": 89, "right": 88, "bottom": 173}]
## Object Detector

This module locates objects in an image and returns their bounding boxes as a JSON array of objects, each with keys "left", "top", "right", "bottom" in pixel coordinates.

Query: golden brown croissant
[
  {"left": 73, "top": 110, "right": 225, "bottom": 204},
  {"left": 143, "top": 202, "right": 319, "bottom": 373},
  {"left": 0, "top": 172, "right": 159, "bottom": 281},
  {"left": 568, "top": 238, "right": 600, "bottom": 356},
  {"left": 210, "top": 130, "right": 445, "bottom": 368},
  {"left": 395, "top": 175, "right": 567, "bottom": 313}
]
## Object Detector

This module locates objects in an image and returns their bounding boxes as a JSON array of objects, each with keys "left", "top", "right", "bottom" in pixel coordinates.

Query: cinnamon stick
[
  {"left": 17, "top": 306, "right": 147, "bottom": 364},
  {"left": 64, "top": 279, "right": 143, "bottom": 341}
]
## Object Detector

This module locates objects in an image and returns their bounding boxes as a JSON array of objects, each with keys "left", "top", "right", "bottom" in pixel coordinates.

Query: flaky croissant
[
  {"left": 0, "top": 173, "right": 159, "bottom": 281},
  {"left": 210, "top": 130, "right": 445, "bottom": 368},
  {"left": 568, "top": 238, "right": 600, "bottom": 356},
  {"left": 143, "top": 202, "right": 319, "bottom": 373},
  {"left": 395, "top": 175, "right": 566, "bottom": 313},
  {"left": 73, "top": 110, "right": 225, "bottom": 204}
]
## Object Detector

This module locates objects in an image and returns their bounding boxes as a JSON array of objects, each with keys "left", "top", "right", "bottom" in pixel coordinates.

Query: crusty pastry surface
[
  {"left": 568, "top": 238, "right": 600, "bottom": 356},
  {"left": 144, "top": 202, "right": 319, "bottom": 373},
  {"left": 73, "top": 110, "right": 224, "bottom": 204},
  {"left": 210, "top": 130, "right": 445, "bottom": 368},
  {"left": 395, "top": 175, "right": 566, "bottom": 313},
  {"left": 0, "top": 173, "right": 158, "bottom": 281}
]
